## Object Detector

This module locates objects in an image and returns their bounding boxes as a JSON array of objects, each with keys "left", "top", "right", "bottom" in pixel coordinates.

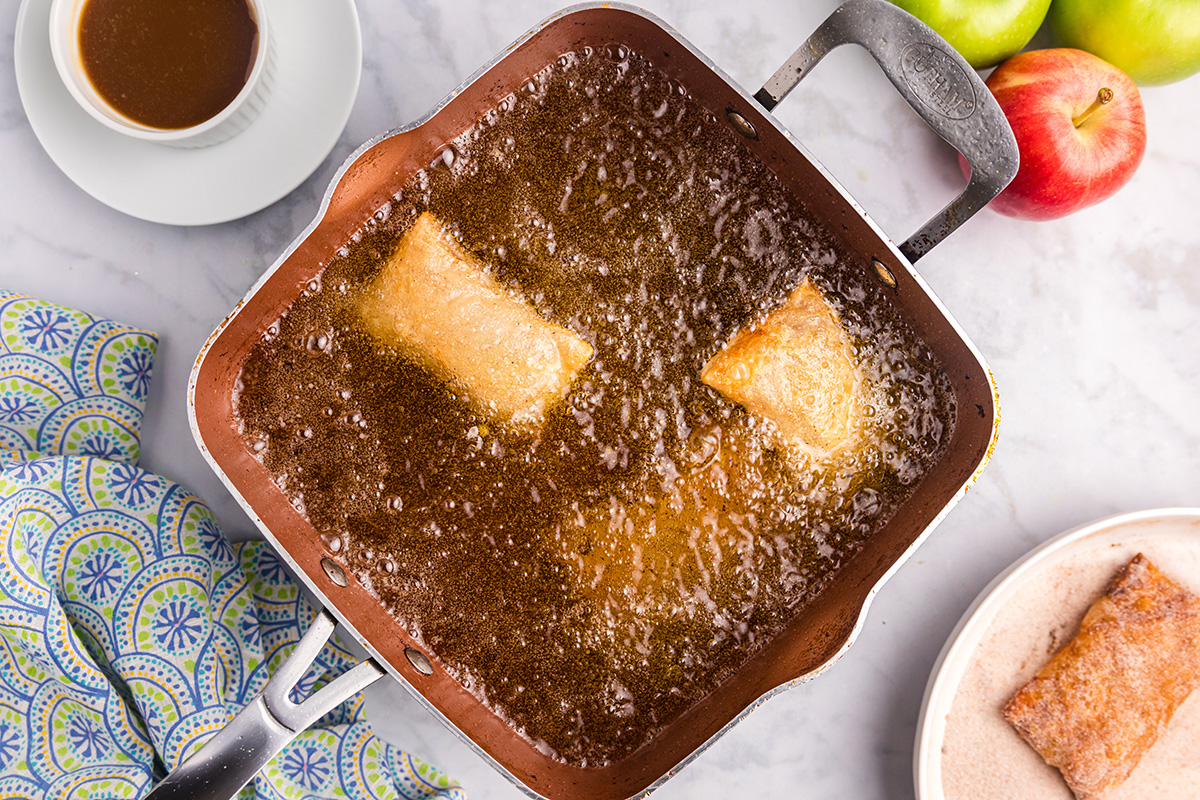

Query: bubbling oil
[{"left": 235, "top": 45, "right": 955, "bottom": 765}]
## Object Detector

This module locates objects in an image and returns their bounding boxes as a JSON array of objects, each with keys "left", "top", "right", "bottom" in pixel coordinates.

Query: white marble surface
[{"left": 4, "top": 1, "right": 1200, "bottom": 798}]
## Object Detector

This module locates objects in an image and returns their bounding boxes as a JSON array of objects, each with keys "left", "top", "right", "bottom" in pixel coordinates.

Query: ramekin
[{"left": 48, "top": 0, "right": 276, "bottom": 148}]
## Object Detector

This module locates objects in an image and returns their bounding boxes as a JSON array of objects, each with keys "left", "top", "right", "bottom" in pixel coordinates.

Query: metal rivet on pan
[
  {"left": 405, "top": 646, "right": 434, "bottom": 676},
  {"left": 872, "top": 259, "right": 897, "bottom": 290},
  {"left": 321, "top": 557, "right": 349, "bottom": 587},
  {"left": 726, "top": 109, "right": 758, "bottom": 140}
]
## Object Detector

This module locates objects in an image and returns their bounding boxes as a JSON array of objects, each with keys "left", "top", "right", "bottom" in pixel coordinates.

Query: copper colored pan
[{"left": 171, "top": 2, "right": 1016, "bottom": 798}]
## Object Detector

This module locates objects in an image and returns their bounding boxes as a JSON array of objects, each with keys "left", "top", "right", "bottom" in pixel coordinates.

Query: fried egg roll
[
  {"left": 360, "top": 212, "right": 593, "bottom": 425},
  {"left": 701, "top": 278, "right": 861, "bottom": 460}
]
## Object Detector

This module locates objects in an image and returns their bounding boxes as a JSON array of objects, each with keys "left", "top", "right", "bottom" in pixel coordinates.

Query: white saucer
[
  {"left": 14, "top": 0, "right": 362, "bottom": 226},
  {"left": 914, "top": 508, "right": 1200, "bottom": 800}
]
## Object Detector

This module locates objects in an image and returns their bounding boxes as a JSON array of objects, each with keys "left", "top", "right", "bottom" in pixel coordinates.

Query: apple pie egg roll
[
  {"left": 360, "top": 212, "right": 594, "bottom": 426},
  {"left": 701, "top": 277, "right": 861, "bottom": 460}
]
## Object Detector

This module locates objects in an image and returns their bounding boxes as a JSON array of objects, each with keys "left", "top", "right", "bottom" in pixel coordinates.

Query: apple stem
[{"left": 1074, "top": 88, "right": 1115, "bottom": 127}]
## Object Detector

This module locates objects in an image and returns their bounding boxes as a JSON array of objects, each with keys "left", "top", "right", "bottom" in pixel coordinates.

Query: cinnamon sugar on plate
[{"left": 1003, "top": 554, "right": 1200, "bottom": 800}]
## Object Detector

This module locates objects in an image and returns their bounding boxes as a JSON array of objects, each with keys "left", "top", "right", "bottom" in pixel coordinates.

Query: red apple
[{"left": 961, "top": 48, "right": 1146, "bottom": 221}]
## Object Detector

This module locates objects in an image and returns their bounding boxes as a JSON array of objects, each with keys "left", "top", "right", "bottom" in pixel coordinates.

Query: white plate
[
  {"left": 915, "top": 508, "right": 1200, "bottom": 800},
  {"left": 14, "top": 0, "right": 362, "bottom": 226}
]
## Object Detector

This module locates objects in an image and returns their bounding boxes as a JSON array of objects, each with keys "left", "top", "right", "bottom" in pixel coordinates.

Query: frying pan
[{"left": 169, "top": 1, "right": 1017, "bottom": 797}]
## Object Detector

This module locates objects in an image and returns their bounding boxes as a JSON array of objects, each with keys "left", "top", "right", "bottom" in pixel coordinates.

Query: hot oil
[{"left": 235, "top": 46, "right": 956, "bottom": 765}]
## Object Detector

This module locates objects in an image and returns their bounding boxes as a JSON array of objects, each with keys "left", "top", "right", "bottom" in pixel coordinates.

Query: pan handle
[
  {"left": 753, "top": 0, "right": 1018, "bottom": 262},
  {"left": 144, "top": 608, "right": 386, "bottom": 800}
]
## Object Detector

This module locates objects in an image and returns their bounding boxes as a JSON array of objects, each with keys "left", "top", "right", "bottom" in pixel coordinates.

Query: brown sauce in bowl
[{"left": 78, "top": 0, "right": 258, "bottom": 129}]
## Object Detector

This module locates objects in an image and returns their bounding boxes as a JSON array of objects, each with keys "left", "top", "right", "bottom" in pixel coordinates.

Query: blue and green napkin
[{"left": 0, "top": 290, "right": 464, "bottom": 799}]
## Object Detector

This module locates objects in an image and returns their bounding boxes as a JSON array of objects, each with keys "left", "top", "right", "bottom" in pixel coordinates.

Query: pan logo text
[{"left": 900, "top": 43, "right": 976, "bottom": 121}]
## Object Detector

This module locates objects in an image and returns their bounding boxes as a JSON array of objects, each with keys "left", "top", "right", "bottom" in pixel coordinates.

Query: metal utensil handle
[
  {"left": 753, "top": 0, "right": 1018, "bottom": 262},
  {"left": 145, "top": 608, "right": 386, "bottom": 800}
]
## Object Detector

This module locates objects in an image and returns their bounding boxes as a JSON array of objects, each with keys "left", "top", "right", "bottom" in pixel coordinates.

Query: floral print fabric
[
  {"left": 0, "top": 293, "right": 463, "bottom": 799},
  {"left": 0, "top": 291, "right": 157, "bottom": 468}
]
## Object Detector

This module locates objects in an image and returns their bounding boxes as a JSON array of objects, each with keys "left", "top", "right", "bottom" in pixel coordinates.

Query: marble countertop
[{"left": 4, "top": 1, "right": 1200, "bottom": 798}]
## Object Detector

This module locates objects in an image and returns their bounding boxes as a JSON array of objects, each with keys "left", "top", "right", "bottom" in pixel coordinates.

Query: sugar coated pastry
[
  {"left": 360, "top": 212, "right": 594, "bottom": 425},
  {"left": 700, "top": 277, "right": 860, "bottom": 460},
  {"left": 1004, "top": 554, "right": 1200, "bottom": 800}
]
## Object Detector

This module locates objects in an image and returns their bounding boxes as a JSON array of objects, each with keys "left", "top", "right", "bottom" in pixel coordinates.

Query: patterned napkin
[
  {"left": 0, "top": 292, "right": 154, "bottom": 466},
  {"left": 0, "top": 291, "right": 465, "bottom": 800}
]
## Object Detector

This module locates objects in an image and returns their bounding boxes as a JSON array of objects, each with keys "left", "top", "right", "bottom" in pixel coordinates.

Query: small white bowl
[{"left": 48, "top": 0, "right": 276, "bottom": 148}]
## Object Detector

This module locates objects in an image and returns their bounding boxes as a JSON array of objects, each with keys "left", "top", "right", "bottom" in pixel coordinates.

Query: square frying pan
[{"left": 168, "top": 2, "right": 1016, "bottom": 798}]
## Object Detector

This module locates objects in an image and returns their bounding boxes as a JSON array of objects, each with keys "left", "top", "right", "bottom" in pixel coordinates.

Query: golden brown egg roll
[
  {"left": 360, "top": 212, "right": 593, "bottom": 425},
  {"left": 700, "top": 277, "right": 860, "bottom": 460},
  {"left": 1004, "top": 554, "right": 1200, "bottom": 800}
]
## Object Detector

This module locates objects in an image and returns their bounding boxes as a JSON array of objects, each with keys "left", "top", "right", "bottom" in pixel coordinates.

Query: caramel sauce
[
  {"left": 78, "top": 0, "right": 257, "bottom": 129},
  {"left": 234, "top": 46, "right": 957, "bottom": 765}
]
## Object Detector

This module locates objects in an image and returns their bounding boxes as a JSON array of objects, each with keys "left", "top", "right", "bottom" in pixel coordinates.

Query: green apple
[
  {"left": 1051, "top": 0, "right": 1200, "bottom": 85},
  {"left": 890, "top": 0, "right": 1052, "bottom": 69}
]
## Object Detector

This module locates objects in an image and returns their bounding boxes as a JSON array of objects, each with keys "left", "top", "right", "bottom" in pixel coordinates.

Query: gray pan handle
[
  {"left": 144, "top": 608, "right": 386, "bottom": 800},
  {"left": 753, "top": 0, "right": 1018, "bottom": 262}
]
